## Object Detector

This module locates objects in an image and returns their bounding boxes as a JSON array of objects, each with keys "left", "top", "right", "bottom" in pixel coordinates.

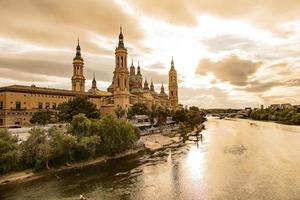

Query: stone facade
[{"left": 0, "top": 27, "right": 179, "bottom": 127}]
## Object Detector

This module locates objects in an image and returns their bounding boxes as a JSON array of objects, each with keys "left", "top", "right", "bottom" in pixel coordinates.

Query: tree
[
  {"left": 114, "top": 106, "right": 126, "bottom": 119},
  {"left": 0, "top": 129, "right": 20, "bottom": 174},
  {"left": 36, "top": 142, "right": 52, "bottom": 169},
  {"left": 178, "top": 122, "right": 192, "bottom": 143},
  {"left": 156, "top": 107, "right": 168, "bottom": 126},
  {"left": 172, "top": 109, "right": 188, "bottom": 123},
  {"left": 127, "top": 103, "right": 149, "bottom": 119},
  {"left": 97, "top": 115, "right": 139, "bottom": 155},
  {"left": 21, "top": 128, "right": 47, "bottom": 168},
  {"left": 30, "top": 110, "right": 57, "bottom": 125},
  {"left": 48, "top": 128, "right": 77, "bottom": 166},
  {"left": 74, "top": 135, "right": 101, "bottom": 160},
  {"left": 57, "top": 96, "right": 100, "bottom": 122},
  {"left": 148, "top": 104, "right": 158, "bottom": 126},
  {"left": 69, "top": 113, "right": 92, "bottom": 136}
]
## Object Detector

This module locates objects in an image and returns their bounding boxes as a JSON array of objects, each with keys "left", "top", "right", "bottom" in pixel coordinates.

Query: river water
[{"left": 1, "top": 118, "right": 300, "bottom": 200}]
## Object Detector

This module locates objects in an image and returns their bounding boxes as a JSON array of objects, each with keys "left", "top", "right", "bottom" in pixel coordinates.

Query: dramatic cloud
[
  {"left": 196, "top": 55, "right": 262, "bottom": 86},
  {"left": 0, "top": 0, "right": 299, "bottom": 108},
  {"left": 0, "top": 0, "right": 144, "bottom": 51},
  {"left": 128, "top": 0, "right": 300, "bottom": 33}
]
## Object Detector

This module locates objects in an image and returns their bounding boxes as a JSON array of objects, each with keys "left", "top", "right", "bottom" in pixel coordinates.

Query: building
[{"left": 0, "top": 27, "right": 179, "bottom": 127}]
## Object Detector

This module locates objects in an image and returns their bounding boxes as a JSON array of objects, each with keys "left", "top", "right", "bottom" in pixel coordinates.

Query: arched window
[
  {"left": 171, "top": 91, "right": 173, "bottom": 96},
  {"left": 125, "top": 78, "right": 127, "bottom": 88},
  {"left": 121, "top": 56, "right": 123, "bottom": 67},
  {"left": 118, "top": 78, "right": 120, "bottom": 87}
]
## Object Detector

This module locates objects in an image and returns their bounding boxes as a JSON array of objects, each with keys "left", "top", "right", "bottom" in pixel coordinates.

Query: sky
[{"left": 0, "top": 0, "right": 300, "bottom": 108}]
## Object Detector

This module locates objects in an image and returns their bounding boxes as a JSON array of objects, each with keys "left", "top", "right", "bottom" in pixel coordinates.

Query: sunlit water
[{"left": 1, "top": 118, "right": 300, "bottom": 200}]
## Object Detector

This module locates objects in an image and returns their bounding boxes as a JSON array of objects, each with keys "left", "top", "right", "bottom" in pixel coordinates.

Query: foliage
[
  {"left": 74, "top": 136, "right": 101, "bottom": 160},
  {"left": 178, "top": 122, "right": 192, "bottom": 142},
  {"left": 57, "top": 96, "right": 100, "bottom": 122},
  {"left": 156, "top": 107, "right": 168, "bottom": 126},
  {"left": 69, "top": 113, "right": 92, "bottom": 136},
  {"left": 21, "top": 128, "right": 47, "bottom": 168},
  {"left": 48, "top": 128, "right": 77, "bottom": 166},
  {"left": 148, "top": 105, "right": 158, "bottom": 125},
  {"left": 127, "top": 103, "right": 149, "bottom": 119},
  {"left": 114, "top": 106, "right": 126, "bottom": 119},
  {"left": 30, "top": 110, "right": 57, "bottom": 125},
  {"left": 0, "top": 129, "right": 20, "bottom": 174},
  {"left": 249, "top": 108, "right": 300, "bottom": 125},
  {"left": 97, "top": 115, "right": 139, "bottom": 155}
]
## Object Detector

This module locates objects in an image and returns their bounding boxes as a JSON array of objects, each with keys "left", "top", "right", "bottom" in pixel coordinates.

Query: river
[{"left": 1, "top": 118, "right": 300, "bottom": 200}]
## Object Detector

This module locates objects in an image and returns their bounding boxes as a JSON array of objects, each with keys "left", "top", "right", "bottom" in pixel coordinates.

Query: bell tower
[
  {"left": 113, "top": 27, "right": 130, "bottom": 109},
  {"left": 71, "top": 39, "right": 85, "bottom": 92},
  {"left": 168, "top": 57, "right": 178, "bottom": 108}
]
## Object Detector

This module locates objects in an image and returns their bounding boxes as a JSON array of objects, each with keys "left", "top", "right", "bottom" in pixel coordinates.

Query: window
[
  {"left": 15, "top": 101, "right": 21, "bottom": 109},
  {"left": 0, "top": 119, "right": 3, "bottom": 125},
  {"left": 38, "top": 102, "right": 43, "bottom": 109},
  {"left": 45, "top": 102, "right": 50, "bottom": 109},
  {"left": 118, "top": 78, "right": 120, "bottom": 87},
  {"left": 52, "top": 103, "right": 56, "bottom": 109},
  {"left": 0, "top": 101, "right": 3, "bottom": 110}
]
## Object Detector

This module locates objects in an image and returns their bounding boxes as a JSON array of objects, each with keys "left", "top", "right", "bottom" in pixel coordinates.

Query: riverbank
[
  {"left": 0, "top": 147, "right": 145, "bottom": 186},
  {"left": 0, "top": 131, "right": 193, "bottom": 186}
]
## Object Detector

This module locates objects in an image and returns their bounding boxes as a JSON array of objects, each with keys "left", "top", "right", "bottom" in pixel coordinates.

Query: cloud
[
  {"left": 196, "top": 54, "right": 262, "bottom": 86},
  {"left": 0, "top": 0, "right": 144, "bottom": 52},
  {"left": 202, "top": 34, "right": 258, "bottom": 52},
  {"left": 127, "top": 0, "right": 300, "bottom": 33},
  {"left": 244, "top": 81, "right": 280, "bottom": 93}
]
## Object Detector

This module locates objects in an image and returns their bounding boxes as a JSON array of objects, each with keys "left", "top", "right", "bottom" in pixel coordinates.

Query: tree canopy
[
  {"left": 0, "top": 129, "right": 20, "bottom": 174},
  {"left": 30, "top": 109, "right": 57, "bottom": 125},
  {"left": 57, "top": 96, "right": 100, "bottom": 122}
]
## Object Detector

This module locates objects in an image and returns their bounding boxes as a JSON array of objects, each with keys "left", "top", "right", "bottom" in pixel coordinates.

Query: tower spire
[
  {"left": 137, "top": 61, "right": 141, "bottom": 75},
  {"left": 171, "top": 56, "right": 175, "bottom": 69},
  {"left": 75, "top": 38, "right": 82, "bottom": 59},
  {"left": 118, "top": 25, "right": 124, "bottom": 48}
]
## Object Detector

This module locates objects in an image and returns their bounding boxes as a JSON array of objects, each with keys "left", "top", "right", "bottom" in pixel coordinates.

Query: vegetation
[
  {"left": 96, "top": 115, "right": 139, "bottom": 155},
  {"left": 0, "top": 130, "right": 19, "bottom": 174},
  {"left": 114, "top": 106, "right": 126, "bottom": 119},
  {"left": 174, "top": 106, "right": 206, "bottom": 141},
  {"left": 57, "top": 96, "right": 100, "bottom": 122},
  {"left": 249, "top": 108, "right": 300, "bottom": 125},
  {"left": 127, "top": 103, "right": 149, "bottom": 119},
  {"left": 0, "top": 113, "right": 139, "bottom": 174},
  {"left": 30, "top": 110, "right": 57, "bottom": 125}
]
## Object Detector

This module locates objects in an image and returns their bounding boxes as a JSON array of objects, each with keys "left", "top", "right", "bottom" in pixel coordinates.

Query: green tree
[
  {"left": 74, "top": 135, "right": 101, "bottom": 160},
  {"left": 114, "top": 106, "right": 126, "bottom": 119},
  {"left": 127, "top": 103, "right": 149, "bottom": 119},
  {"left": 48, "top": 128, "right": 77, "bottom": 166},
  {"left": 21, "top": 128, "right": 47, "bottom": 168},
  {"left": 30, "top": 110, "right": 57, "bottom": 125},
  {"left": 69, "top": 113, "right": 92, "bottom": 136},
  {"left": 0, "top": 129, "right": 20, "bottom": 174},
  {"left": 57, "top": 96, "right": 100, "bottom": 122},
  {"left": 98, "top": 115, "right": 139, "bottom": 155},
  {"left": 36, "top": 142, "right": 52, "bottom": 169},
  {"left": 156, "top": 107, "right": 168, "bottom": 126}
]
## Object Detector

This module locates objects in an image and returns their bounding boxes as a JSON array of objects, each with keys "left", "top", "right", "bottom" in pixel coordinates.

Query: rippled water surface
[{"left": 1, "top": 118, "right": 300, "bottom": 200}]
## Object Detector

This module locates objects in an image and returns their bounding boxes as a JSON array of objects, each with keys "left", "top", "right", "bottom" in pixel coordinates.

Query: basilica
[{"left": 0, "top": 28, "right": 179, "bottom": 127}]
